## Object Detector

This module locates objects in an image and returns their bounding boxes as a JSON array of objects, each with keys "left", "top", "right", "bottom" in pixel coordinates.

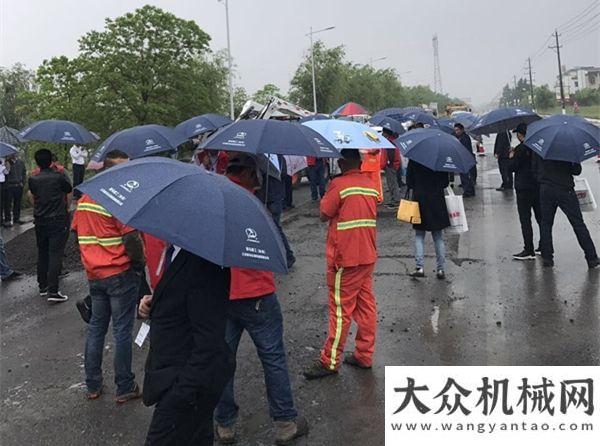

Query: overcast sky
[{"left": 1, "top": 0, "right": 599, "bottom": 107}]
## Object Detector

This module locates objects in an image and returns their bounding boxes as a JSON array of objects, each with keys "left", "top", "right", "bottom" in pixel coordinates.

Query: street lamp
[
  {"left": 218, "top": 0, "right": 235, "bottom": 119},
  {"left": 306, "top": 26, "right": 335, "bottom": 113}
]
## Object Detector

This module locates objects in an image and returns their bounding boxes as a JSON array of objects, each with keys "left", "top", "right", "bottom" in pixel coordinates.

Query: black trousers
[
  {"left": 498, "top": 158, "right": 513, "bottom": 189},
  {"left": 516, "top": 189, "right": 541, "bottom": 253},
  {"left": 282, "top": 173, "right": 293, "bottom": 208},
  {"left": 145, "top": 398, "right": 217, "bottom": 446},
  {"left": 35, "top": 221, "right": 68, "bottom": 293},
  {"left": 3, "top": 185, "right": 23, "bottom": 222},
  {"left": 539, "top": 184, "right": 598, "bottom": 262},
  {"left": 73, "top": 163, "right": 85, "bottom": 187}
]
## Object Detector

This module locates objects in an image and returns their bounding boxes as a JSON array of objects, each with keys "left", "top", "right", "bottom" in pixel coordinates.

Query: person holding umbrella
[
  {"left": 215, "top": 154, "right": 308, "bottom": 445},
  {"left": 453, "top": 123, "right": 476, "bottom": 197},
  {"left": 508, "top": 123, "right": 541, "bottom": 260},
  {"left": 69, "top": 143, "right": 88, "bottom": 198},
  {"left": 494, "top": 130, "right": 513, "bottom": 191}
]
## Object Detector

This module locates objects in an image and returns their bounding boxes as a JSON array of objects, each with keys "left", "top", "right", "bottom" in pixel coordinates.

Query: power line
[
  {"left": 563, "top": 21, "right": 600, "bottom": 45},
  {"left": 562, "top": 12, "right": 600, "bottom": 37},
  {"left": 557, "top": 0, "right": 598, "bottom": 32}
]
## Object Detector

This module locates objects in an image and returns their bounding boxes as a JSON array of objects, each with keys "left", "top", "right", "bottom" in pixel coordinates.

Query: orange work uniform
[
  {"left": 360, "top": 150, "right": 384, "bottom": 203},
  {"left": 71, "top": 194, "right": 135, "bottom": 280},
  {"left": 319, "top": 168, "right": 379, "bottom": 370}
]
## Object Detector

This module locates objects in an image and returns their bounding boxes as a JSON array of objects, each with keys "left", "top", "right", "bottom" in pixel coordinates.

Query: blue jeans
[
  {"left": 414, "top": 230, "right": 445, "bottom": 270},
  {"left": 307, "top": 163, "right": 326, "bottom": 200},
  {"left": 0, "top": 235, "right": 14, "bottom": 279},
  {"left": 214, "top": 293, "right": 297, "bottom": 426},
  {"left": 84, "top": 269, "right": 138, "bottom": 395}
]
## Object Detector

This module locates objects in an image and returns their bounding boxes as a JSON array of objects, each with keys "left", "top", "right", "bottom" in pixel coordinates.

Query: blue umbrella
[
  {"left": 432, "top": 118, "right": 456, "bottom": 134},
  {"left": 175, "top": 114, "right": 233, "bottom": 139},
  {"left": 298, "top": 114, "right": 331, "bottom": 123},
  {"left": 77, "top": 157, "right": 287, "bottom": 273},
  {"left": 303, "top": 119, "right": 395, "bottom": 150},
  {"left": 369, "top": 115, "right": 405, "bottom": 135},
  {"left": 451, "top": 112, "right": 478, "bottom": 129},
  {"left": 395, "top": 128, "right": 476, "bottom": 173},
  {"left": 201, "top": 120, "right": 340, "bottom": 158},
  {"left": 18, "top": 119, "right": 98, "bottom": 144},
  {"left": 0, "top": 126, "right": 23, "bottom": 145},
  {"left": 91, "top": 124, "right": 187, "bottom": 163},
  {"left": 402, "top": 106, "right": 424, "bottom": 113},
  {"left": 523, "top": 114, "right": 600, "bottom": 162},
  {"left": 469, "top": 107, "right": 541, "bottom": 135},
  {"left": 402, "top": 111, "right": 438, "bottom": 126},
  {"left": 0, "top": 142, "right": 19, "bottom": 157},
  {"left": 374, "top": 107, "right": 406, "bottom": 121}
]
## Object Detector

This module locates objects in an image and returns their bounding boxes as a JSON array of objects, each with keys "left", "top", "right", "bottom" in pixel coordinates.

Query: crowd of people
[{"left": 0, "top": 117, "right": 598, "bottom": 445}]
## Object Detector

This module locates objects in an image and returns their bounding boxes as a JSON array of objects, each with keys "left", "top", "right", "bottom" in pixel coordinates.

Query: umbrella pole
[{"left": 264, "top": 153, "right": 270, "bottom": 205}]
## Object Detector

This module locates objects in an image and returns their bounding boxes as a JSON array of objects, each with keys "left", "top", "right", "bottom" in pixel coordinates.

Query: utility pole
[
  {"left": 550, "top": 30, "right": 566, "bottom": 114},
  {"left": 432, "top": 34, "right": 443, "bottom": 94},
  {"left": 527, "top": 57, "right": 535, "bottom": 110},
  {"left": 219, "top": 0, "right": 235, "bottom": 119},
  {"left": 306, "top": 26, "right": 335, "bottom": 113}
]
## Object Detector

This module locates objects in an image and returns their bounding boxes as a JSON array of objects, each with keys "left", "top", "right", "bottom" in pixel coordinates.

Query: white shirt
[
  {"left": 69, "top": 145, "right": 88, "bottom": 165},
  {"left": 0, "top": 158, "right": 7, "bottom": 183}
]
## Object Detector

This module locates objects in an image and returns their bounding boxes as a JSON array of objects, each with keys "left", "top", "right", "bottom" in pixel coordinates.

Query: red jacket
[
  {"left": 195, "top": 150, "right": 229, "bottom": 174},
  {"left": 227, "top": 174, "right": 276, "bottom": 299}
]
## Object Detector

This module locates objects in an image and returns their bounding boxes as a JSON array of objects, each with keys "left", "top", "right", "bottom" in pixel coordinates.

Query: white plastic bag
[
  {"left": 574, "top": 178, "right": 597, "bottom": 212},
  {"left": 445, "top": 187, "right": 469, "bottom": 234}
]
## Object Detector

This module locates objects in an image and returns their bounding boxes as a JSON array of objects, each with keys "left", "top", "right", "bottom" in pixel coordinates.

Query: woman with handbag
[{"left": 405, "top": 160, "right": 451, "bottom": 279}]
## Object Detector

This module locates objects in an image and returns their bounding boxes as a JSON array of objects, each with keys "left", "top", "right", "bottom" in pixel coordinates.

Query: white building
[{"left": 555, "top": 66, "right": 600, "bottom": 99}]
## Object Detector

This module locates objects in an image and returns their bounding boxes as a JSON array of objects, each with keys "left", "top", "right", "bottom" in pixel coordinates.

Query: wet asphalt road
[{"left": 1, "top": 155, "right": 599, "bottom": 446}]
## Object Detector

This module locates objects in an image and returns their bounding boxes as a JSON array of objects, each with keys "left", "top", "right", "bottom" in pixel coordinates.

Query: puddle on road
[{"left": 430, "top": 305, "right": 440, "bottom": 335}]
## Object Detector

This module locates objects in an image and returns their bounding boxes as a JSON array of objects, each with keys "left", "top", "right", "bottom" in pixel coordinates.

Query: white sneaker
[{"left": 47, "top": 291, "right": 69, "bottom": 303}]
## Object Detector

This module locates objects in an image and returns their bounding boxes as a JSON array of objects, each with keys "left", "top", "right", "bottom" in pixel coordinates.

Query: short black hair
[
  {"left": 34, "top": 149, "right": 52, "bottom": 169},
  {"left": 341, "top": 149, "right": 361, "bottom": 160},
  {"left": 105, "top": 150, "right": 129, "bottom": 161},
  {"left": 454, "top": 123, "right": 465, "bottom": 130}
]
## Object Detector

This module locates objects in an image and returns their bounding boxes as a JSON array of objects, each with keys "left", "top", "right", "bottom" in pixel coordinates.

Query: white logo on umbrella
[
  {"left": 246, "top": 227, "right": 259, "bottom": 243},
  {"left": 334, "top": 131, "right": 351, "bottom": 144},
  {"left": 145, "top": 139, "right": 155, "bottom": 146},
  {"left": 235, "top": 132, "right": 247, "bottom": 140},
  {"left": 120, "top": 179, "right": 140, "bottom": 193}
]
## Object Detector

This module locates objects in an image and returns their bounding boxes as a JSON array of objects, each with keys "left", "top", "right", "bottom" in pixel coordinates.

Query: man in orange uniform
[
  {"left": 304, "top": 149, "right": 379, "bottom": 379},
  {"left": 72, "top": 150, "right": 145, "bottom": 403},
  {"left": 360, "top": 149, "right": 384, "bottom": 203}
]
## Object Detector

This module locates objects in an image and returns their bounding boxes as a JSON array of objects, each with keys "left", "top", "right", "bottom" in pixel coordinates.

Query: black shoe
[
  {"left": 303, "top": 361, "right": 338, "bottom": 380},
  {"left": 463, "top": 193, "right": 475, "bottom": 198},
  {"left": 39, "top": 287, "right": 49, "bottom": 297},
  {"left": 343, "top": 353, "right": 372, "bottom": 369},
  {"left": 59, "top": 269, "right": 70, "bottom": 278},
  {"left": 588, "top": 259, "right": 600, "bottom": 270},
  {"left": 287, "top": 257, "right": 296, "bottom": 269},
  {"left": 513, "top": 250, "right": 536, "bottom": 260},
  {"left": 436, "top": 269, "right": 446, "bottom": 280},
  {"left": 495, "top": 187, "right": 505, "bottom": 191},
  {"left": 2, "top": 222, "right": 13, "bottom": 228},
  {"left": 542, "top": 259, "right": 554, "bottom": 268},
  {"left": 47, "top": 291, "right": 69, "bottom": 303},
  {"left": 76, "top": 296, "right": 92, "bottom": 323},
  {"left": 535, "top": 248, "right": 542, "bottom": 256},
  {"left": 1, "top": 271, "right": 22, "bottom": 281},
  {"left": 409, "top": 268, "right": 425, "bottom": 278}
]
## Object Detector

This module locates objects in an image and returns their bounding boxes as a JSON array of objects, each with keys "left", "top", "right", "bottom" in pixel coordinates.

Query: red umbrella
[{"left": 332, "top": 102, "right": 369, "bottom": 117}]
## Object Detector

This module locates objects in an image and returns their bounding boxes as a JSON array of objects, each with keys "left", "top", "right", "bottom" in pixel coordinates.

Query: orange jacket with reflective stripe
[
  {"left": 320, "top": 169, "right": 378, "bottom": 268},
  {"left": 71, "top": 194, "right": 135, "bottom": 280}
]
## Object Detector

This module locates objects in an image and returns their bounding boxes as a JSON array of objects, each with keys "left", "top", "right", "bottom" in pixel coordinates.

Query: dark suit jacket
[{"left": 143, "top": 249, "right": 235, "bottom": 409}]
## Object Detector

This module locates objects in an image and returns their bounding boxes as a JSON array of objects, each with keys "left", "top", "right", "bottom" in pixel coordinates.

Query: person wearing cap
[
  {"left": 214, "top": 154, "right": 308, "bottom": 445},
  {"left": 303, "top": 149, "right": 379, "bottom": 379},
  {"left": 453, "top": 123, "right": 476, "bottom": 197},
  {"left": 508, "top": 123, "right": 542, "bottom": 260}
]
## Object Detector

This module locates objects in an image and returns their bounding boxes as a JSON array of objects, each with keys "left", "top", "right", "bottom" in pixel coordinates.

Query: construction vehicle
[
  {"left": 445, "top": 103, "right": 471, "bottom": 116},
  {"left": 237, "top": 96, "right": 313, "bottom": 121}
]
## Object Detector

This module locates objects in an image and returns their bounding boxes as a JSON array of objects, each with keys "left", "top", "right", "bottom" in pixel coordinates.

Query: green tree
[
  {"left": 233, "top": 86, "right": 249, "bottom": 117},
  {"left": 571, "top": 88, "right": 600, "bottom": 106},
  {"left": 252, "top": 83, "right": 285, "bottom": 104},
  {"left": 534, "top": 85, "right": 555, "bottom": 109},
  {"left": 0, "top": 63, "right": 36, "bottom": 128}
]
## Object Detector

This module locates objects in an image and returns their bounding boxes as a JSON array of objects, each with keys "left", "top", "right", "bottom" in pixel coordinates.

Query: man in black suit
[
  {"left": 139, "top": 248, "right": 235, "bottom": 445},
  {"left": 494, "top": 130, "right": 513, "bottom": 190}
]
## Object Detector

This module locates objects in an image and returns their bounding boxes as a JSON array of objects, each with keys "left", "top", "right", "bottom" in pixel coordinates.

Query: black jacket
[
  {"left": 494, "top": 131, "right": 512, "bottom": 158},
  {"left": 28, "top": 168, "right": 72, "bottom": 224},
  {"left": 5, "top": 158, "right": 26, "bottom": 186},
  {"left": 143, "top": 250, "right": 235, "bottom": 409},
  {"left": 533, "top": 156, "right": 581, "bottom": 190},
  {"left": 406, "top": 160, "right": 450, "bottom": 232},
  {"left": 508, "top": 143, "right": 538, "bottom": 191},
  {"left": 456, "top": 132, "right": 474, "bottom": 155}
]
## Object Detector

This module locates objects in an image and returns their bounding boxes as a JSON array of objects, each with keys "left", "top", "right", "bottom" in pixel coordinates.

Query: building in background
[{"left": 555, "top": 66, "right": 600, "bottom": 100}]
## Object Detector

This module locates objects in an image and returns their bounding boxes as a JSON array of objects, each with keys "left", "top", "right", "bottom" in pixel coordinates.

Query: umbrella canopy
[
  {"left": 90, "top": 124, "right": 187, "bottom": 163},
  {"left": 298, "top": 114, "right": 331, "bottom": 123},
  {"left": 175, "top": 114, "right": 233, "bottom": 139},
  {"left": 395, "top": 128, "right": 476, "bottom": 173},
  {"left": 18, "top": 119, "right": 98, "bottom": 144},
  {"left": 77, "top": 157, "right": 287, "bottom": 273},
  {"left": 331, "top": 102, "right": 368, "bottom": 117},
  {"left": 402, "top": 106, "right": 424, "bottom": 113},
  {"left": 303, "top": 119, "right": 395, "bottom": 150},
  {"left": 373, "top": 108, "right": 406, "bottom": 121},
  {"left": 201, "top": 120, "right": 340, "bottom": 158},
  {"left": 451, "top": 112, "right": 478, "bottom": 129},
  {"left": 0, "top": 142, "right": 19, "bottom": 157},
  {"left": 469, "top": 107, "right": 541, "bottom": 135},
  {"left": 432, "top": 118, "right": 456, "bottom": 135},
  {"left": 523, "top": 114, "right": 600, "bottom": 162},
  {"left": 369, "top": 115, "right": 405, "bottom": 135},
  {"left": 402, "top": 111, "right": 437, "bottom": 126},
  {"left": 0, "top": 126, "right": 23, "bottom": 145}
]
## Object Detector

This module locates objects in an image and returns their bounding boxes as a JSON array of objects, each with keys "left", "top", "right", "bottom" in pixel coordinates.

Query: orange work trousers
[{"left": 320, "top": 263, "right": 377, "bottom": 370}]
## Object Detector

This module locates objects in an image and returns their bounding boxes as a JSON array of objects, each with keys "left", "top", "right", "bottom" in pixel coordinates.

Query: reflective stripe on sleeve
[
  {"left": 336, "top": 219, "right": 377, "bottom": 231},
  {"left": 76, "top": 203, "right": 112, "bottom": 218},
  {"left": 77, "top": 235, "right": 123, "bottom": 246}
]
